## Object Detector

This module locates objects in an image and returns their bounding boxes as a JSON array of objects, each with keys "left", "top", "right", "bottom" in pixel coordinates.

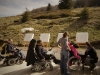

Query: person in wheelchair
[
  {"left": 68, "top": 41, "right": 81, "bottom": 60},
  {"left": 80, "top": 42, "right": 98, "bottom": 70},
  {"left": 35, "top": 40, "right": 59, "bottom": 63},
  {"left": 6, "top": 39, "right": 25, "bottom": 60}
]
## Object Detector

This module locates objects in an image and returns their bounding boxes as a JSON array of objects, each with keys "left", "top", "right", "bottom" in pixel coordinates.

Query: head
[
  {"left": 70, "top": 41, "right": 79, "bottom": 48},
  {"left": 37, "top": 40, "right": 43, "bottom": 46},
  {"left": 63, "top": 31, "right": 69, "bottom": 38},
  {"left": 8, "top": 39, "right": 13, "bottom": 44},
  {"left": 29, "top": 39, "right": 36, "bottom": 49},
  {"left": 86, "top": 42, "right": 92, "bottom": 48}
]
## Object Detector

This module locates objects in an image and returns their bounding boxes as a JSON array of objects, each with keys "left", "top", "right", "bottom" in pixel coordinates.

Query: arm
[
  {"left": 66, "top": 39, "right": 71, "bottom": 51},
  {"left": 57, "top": 39, "right": 61, "bottom": 49},
  {"left": 7, "top": 44, "right": 14, "bottom": 53},
  {"left": 38, "top": 47, "right": 44, "bottom": 59}
]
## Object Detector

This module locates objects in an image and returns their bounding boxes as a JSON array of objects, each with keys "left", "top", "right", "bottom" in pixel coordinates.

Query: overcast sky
[{"left": 0, "top": 0, "right": 58, "bottom": 17}]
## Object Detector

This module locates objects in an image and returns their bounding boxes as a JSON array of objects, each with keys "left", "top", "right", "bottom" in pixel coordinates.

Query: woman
[
  {"left": 57, "top": 31, "right": 71, "bottom": 75},
  {"left": 26, "top": 39, "right": 36, "bottom": 66}
]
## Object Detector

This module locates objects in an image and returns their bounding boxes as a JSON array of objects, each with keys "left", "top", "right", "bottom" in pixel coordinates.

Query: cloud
[{"left": 0, "top": 0, "right": 58, "bottom": 17}]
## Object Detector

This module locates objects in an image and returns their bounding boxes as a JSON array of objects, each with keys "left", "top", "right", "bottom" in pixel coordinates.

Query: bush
[
  {"left": 79, "top": 7, "right": 90, "bottom": 20},
  {"left": 21, "top": 9, "right": 31, "bottom": 22}
]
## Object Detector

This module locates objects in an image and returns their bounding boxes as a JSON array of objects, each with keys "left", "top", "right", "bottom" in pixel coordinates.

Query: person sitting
[
  {"left": 68, "top": 41, "right": 81, "bottom": 60},
  {"left": 6, "top": 39, "right": 25, "bottom": 60},
  {"left": 80, "top": 42, "right": 98, "bottom": 70},
  {"left": 35, "top": 40, "right": 59, "bottom": 63}
]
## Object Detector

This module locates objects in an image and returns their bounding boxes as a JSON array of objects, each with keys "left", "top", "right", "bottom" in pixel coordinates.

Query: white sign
[
  {"left": 21, "top": 27, "right": 34, "bottom": 33},
  {"left": 57, "top": 33, "right": 63, "bottom": 42},
  {"left": 24, "top": 34, "right": 34, "bottom": 41},
  {"left": 40, "top": 33, "right": 50, "bottom": 42},
  {"left": 76, "top": 32, "right": 88, "bottom": 43}
]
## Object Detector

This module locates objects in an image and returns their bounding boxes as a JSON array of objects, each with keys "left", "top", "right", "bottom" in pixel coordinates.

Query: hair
[
  {"left": 28, "top": 39, "right": 36, "bottom": 49},
  {"left": 70, "top": 41, "right": 79, "bottom": 48},
  {"left": 63, "top": 31, "right": 69, "bottom": 38},
  {"left": 8, "top": 38, "right": 12, "bottom": 41},
  {"left": 86, "top": 42, "right": 92, "bottom": 47},
  {"left": 37, "top": 40, "right": 42, "bottom": 44}
]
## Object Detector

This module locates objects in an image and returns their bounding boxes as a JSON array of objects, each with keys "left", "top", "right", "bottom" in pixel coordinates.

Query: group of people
[
  {"left": 26, "top": 39, "right": 58, "bottom": 66},
  {"left": 2, "top": 31, "right": 98, "bottom": 75},
  {"left": 26, "top": 31, "right": 98, "bottom": 75},
  {"left": 56, "top": 31, "right": 98, "bottom": 75}
]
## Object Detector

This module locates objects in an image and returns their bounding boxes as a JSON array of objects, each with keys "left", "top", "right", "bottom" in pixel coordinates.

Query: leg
[
  {"left": 19, "top": 52, "right": 25, "bottom": 59},
  {"left": 60, "top": 54, "right": 64, "bottom": 75},
  {"left": 63, "top": 51, "right": 70, "bottom": 75}
]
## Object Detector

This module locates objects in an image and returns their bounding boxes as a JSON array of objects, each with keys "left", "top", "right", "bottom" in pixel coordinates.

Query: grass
[{"left": 0, "top": 7, "right": 100, "bottom": 49}]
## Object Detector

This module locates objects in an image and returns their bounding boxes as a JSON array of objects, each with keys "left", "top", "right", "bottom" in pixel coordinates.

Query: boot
[{"left": 53, "top": 58, "right": 60, "bottom": 64}]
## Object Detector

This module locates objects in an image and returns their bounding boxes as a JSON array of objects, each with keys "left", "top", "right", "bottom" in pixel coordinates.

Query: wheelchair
[
  {"left": 31, "top": 48, "right": 54, "bottom": 72},
  {"left": 68, "top": 51, "right": 97, "bottom": 71}
]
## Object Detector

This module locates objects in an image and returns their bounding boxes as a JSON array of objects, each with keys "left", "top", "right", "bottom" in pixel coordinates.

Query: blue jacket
[{"left": 7, "top": 43, "right": 15, "bottom": 53}]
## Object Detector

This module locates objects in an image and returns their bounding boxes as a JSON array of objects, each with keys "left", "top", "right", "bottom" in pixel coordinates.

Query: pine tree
[
  {"left": 21, "top": 8, "right": 31, "bottom": 22},
  {"left": 80, "top": 7, "right": 90, "bottom": 20},
  {"left": 58, "top": 0, "right": 73, "bottom": 9},
  {"left": 46, "top": 3, "right": 52, "bottom": 11}
]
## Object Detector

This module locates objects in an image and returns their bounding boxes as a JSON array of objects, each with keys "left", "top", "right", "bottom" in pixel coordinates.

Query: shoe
[
  {"left": 53, "top": 58, "right": 60, "bottom": 64},
  {"left": 90, "top": 64, "right": 96, "bottom": 71}
]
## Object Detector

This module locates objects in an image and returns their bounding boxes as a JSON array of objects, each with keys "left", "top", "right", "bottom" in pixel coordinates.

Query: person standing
[
  {"left": 26, "top": 39, "right": 36, "bottom": 66},
  {"left": 57, "top": 31, "right": 71, "bottom": 75}
]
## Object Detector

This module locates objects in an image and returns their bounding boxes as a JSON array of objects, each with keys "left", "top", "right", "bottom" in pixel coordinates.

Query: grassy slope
[{"left": 0, "top": 7, "right": 100, "bottom": 47}]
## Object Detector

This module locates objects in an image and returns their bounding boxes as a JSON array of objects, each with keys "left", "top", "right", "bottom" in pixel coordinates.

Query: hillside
[{"left": 0, "top": 7, "right": 100, "bottom": 47}]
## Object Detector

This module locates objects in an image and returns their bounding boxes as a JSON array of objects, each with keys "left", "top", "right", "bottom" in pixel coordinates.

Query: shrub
[
  {"left": 79, "top": 7, "right": 90, "bottom": 20},
  {"left": 21, "top": 8, "right": 31, "bottom": 22}
]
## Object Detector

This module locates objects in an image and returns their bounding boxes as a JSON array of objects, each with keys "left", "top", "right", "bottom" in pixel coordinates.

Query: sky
[{"left": 0, "top": 0, "right": 58, "bottom": 17}]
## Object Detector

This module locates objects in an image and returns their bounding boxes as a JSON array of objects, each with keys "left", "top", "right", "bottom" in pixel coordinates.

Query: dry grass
[{"left": 0, "top": 7, "right": 100, "bottom": 48}]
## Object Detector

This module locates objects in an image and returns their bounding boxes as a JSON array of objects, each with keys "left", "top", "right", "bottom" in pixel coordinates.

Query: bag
[{"left": 1, "top": 44, "right": 7, "bottom": 55}]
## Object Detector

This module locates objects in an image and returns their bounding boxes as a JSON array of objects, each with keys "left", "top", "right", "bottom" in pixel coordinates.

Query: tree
[
  {"left": 58, "top": 0, "right": 73, "bottom": 9},
  {"left": 80, "top": 7, "right": 90, "bottom": 20},
  {"left": 46, "top": 3, "right": 52, "bottom": 11},
  {"left": 21, "top": 8, "right": 31, "bottom": 22}
]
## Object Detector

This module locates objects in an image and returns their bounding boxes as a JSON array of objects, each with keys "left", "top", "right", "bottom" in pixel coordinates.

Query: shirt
[{"left": 57, "top": 37, "right": 68, "bottom": 51}]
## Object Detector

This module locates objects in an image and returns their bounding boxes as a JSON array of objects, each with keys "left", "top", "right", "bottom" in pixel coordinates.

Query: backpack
[{"left": 1, "top": 44, "right": 7, "bottom": 55}]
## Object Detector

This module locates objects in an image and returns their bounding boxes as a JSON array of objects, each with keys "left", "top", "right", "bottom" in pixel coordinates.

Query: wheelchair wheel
[
  {"left": 34, "top": 63, "right": 42, "bottom": 72},
  {"left": 17, "top": 60, "right": 23, "bottom": 65},
  {"left": 68, "top": 56, "right": 80, "bottom": 70},
  {"left": 8, "top": 58, "right": 16, "bottom": 66},
  {"left": 49, "top": 63, "right": 53, "bottom": 71},
  {"left": 46, "top": 61, "right": 53, "bottom": 71}
]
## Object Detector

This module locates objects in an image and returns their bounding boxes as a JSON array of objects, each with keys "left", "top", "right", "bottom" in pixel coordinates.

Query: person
[
  {"left": 26, "top": 39, "right": 36, "bottom": 66},
  {"left": 35, "top": 40, "right": 58, "bottom": 62},
  {"left": 80, "top": 42, "right": 98, "bottom": 70},
  {"left": 57, "top": 31, "right": 71, "bottom": 75},
  {"left": 7, "top": 39, "right": 25, "bottom": 59},
  {"left": 68, "top": 41, "right": 81, "bottom": 59}
]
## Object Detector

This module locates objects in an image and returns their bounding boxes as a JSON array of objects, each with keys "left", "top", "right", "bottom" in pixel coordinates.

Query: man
[
  {"left": 7, "top": 39, "right": 25, "bottom": 60},
  {"left": 35, "top": 40, "right": 59, "bottom": 63}
]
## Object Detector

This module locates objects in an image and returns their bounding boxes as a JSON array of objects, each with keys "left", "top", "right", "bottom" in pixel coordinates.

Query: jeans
[
  {"left": 19, "top": 52, "right": 25, "bottom": 59},
  {"left": 60, "top": 50, "right": 69, "bottom": 75}
]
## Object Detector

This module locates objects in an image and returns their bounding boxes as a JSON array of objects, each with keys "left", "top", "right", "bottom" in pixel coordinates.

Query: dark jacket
[
  {"left": 7, "top": 43, "right": 15, "bottom": 53},
  {"left": 26, "top": 39, "right": 36, "bottom": 66},
  {"left": 35, "top": 45, "right": 47, "bottom": 59},
  {"left": 84, "top": 47, "right": 98, "bottom": 63}
]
